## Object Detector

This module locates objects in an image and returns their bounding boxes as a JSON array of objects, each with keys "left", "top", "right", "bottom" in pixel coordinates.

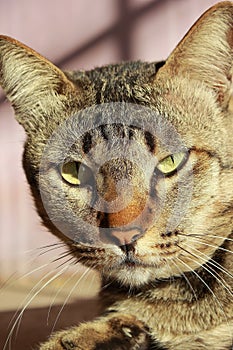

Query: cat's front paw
[{"left": 39, "top": 315, "right": 150, "bottom": 350}]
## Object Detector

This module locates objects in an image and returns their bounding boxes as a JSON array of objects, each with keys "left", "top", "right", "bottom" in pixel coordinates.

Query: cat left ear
[
  {"left": 0, "top": 35, "right": 80, "bottom": 133},
  {"left": 156, "top": 1, "right": 233, "bottom": 111}
]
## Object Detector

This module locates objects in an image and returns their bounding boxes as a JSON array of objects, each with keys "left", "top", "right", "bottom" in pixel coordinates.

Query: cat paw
[{"left": 39, "top": 315, "right": 150, "bottom": 350}]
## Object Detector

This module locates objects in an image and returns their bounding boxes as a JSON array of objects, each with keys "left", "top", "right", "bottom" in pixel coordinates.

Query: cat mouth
[
  {"left": 119, "top": 255, "right": 156, "bottom": 269},
  {"left": 123, "top": 258, "right": 138, "bottom": 268},
  {"left": 125, "top": 261, "right": 137, "bottom": 267}
]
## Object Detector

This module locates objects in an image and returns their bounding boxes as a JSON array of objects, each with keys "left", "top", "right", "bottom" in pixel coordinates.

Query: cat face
[
  {"left": 37, "top": 87, "right": 232, "bottom": 287},
  {"left": 0, "top": 2, "right": 233, "bottom": 287}
]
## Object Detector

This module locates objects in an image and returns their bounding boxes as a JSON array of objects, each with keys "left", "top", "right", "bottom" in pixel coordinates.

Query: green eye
[
  {"left": 61, "top": 161, "right": 94, "bottom": 187},
  {"left": 157, "top": 152, "right": 186, "bottom": 175}
]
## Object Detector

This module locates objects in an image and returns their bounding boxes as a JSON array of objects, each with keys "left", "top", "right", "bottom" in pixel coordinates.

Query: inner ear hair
[{"left": 0, "top": 35, "right": 79, "bottom": 131}]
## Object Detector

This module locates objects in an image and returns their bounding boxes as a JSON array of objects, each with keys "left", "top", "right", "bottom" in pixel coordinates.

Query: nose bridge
[
  {"left": 98, "top": 158, "right": 147, "bottom": 228},
  {"left": 107, "top": 190, "right": 146, "bottom": 227},
  {"left": 101, "top": 175, "right": 119, "bottom": 203}
]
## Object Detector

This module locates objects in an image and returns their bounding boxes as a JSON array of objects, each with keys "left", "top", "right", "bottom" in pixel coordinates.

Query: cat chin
[
  {"left": 108, "top": 267, "right": 154, "bottom": 287},
  {"left": 106, "top": 262, "right": 180, "bottom": 287}
]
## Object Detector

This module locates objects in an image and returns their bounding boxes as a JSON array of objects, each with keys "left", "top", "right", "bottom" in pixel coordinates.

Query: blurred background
[{"left": 0, "top": 0, "right": 225, "bottom": 310}]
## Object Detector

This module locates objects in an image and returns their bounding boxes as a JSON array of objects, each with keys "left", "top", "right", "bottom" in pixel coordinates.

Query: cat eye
[
  {"left": 156, "top": 152, "right": 187, "bottom": 175},
  {"left": 61, "top": 161, "right": 94, "bottom": 187}
]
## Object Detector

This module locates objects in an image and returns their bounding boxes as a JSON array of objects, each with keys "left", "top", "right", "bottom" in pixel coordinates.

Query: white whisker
[
  {"left": 177, "top": 246, "right": 233, "bottom": 344},
  {"left": 181, "top": 242, "right": 233, "bottom": 297},
  {"left": 51, "top": 266, "right": 93, "bottom": 333},
  {"left": 171, "top": 259, "right": 198, "bottom": 300},
  {"left": 176, "top": 247, "right": 232, "bottom": 338},
  {"left": 3, "top": 265, "right": 69, "bottom": 350},
  {"left": 176, "top": 255, "right": 224, "bottom": 308},
  {"left": 185, "top": 233, "right": 233, "bottom": 243},
  {"left": 182, "top": 239, "right": 233, "bottom": 281},
  {"left": 47, "top": 259, "right": 82, "bottom": 325},
  {"left": 0, "top": 242, "right": 69, "bottom": 294}
]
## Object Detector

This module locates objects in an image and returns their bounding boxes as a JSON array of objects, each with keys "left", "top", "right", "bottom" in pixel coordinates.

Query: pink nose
[{"left": 111, "top": 228, "right": 142, "bottom": 246}]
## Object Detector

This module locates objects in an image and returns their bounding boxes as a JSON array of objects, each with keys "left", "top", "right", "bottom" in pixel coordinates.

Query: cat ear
[
  {"left": 0, "top": 35, "right": 80, "bottom": 133},
  {"left": 156, "top": 2, "right": 233, "bottom": 111}
]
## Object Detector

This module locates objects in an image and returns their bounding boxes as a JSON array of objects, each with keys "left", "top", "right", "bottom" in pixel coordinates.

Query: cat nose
[{"left": 110, "top": 228, "right": 143, "bottom": 246}]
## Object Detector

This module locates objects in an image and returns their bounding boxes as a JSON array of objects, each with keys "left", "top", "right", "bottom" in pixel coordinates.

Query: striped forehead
[{"left": 81, "top": 124, "right": 156, "bottom": 155}]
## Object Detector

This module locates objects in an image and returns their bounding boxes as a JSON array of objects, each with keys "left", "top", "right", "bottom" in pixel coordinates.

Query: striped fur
[{"left": 0, "top": 2, "right": 233, "bottom": 349}]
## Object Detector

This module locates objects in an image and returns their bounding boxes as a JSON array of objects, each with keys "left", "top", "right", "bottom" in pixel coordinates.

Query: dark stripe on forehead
[
  {"left": 99, "top": 124, "right": 109, "bottom": 140},
  {"left": 99, "top": 123, "right": 126, "bottom": 140},
  {"left": 128, "top": 125, "right": 140, "bottom": 139},
  {"left": 82, "top": 132, "right": 93, "bottom": 154},
  {"left": 82, "top": 125, "right": 156, "bottom": 154},
  {"left": 144, "top": 131, "right": 156, "bottom": 153}
]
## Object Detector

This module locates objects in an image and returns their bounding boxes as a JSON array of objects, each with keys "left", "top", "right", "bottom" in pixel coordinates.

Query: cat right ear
[
  {"left": 155, "top": 1, "right": 233, "bottom": 111},
  {"left": 0, "top": 35, "right": 82, "bottom": 133}
]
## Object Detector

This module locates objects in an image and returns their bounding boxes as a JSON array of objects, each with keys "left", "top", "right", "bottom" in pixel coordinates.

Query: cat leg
[{"left": 39, "top": 313, "right": 163, "bottom": 350}]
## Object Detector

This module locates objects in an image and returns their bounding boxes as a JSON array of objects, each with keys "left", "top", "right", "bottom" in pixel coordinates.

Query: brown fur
[{"left": 0, "top": 2, "right": 233, "bottom": 349}]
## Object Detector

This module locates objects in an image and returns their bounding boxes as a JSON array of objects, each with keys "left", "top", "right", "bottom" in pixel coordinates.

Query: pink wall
[{"left": 0, "top": 0, "right": 225, "bottom": 278}]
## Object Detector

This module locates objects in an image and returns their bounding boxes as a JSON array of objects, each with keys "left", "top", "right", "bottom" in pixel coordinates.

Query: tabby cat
[{"left": 0, "top": 2, "right": 233, "bottom": 349}]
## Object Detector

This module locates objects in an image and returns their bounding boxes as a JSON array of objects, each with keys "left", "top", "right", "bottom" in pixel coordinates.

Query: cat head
[{"left": 0, "top": 2, "right": 233, "bottom": 287}]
